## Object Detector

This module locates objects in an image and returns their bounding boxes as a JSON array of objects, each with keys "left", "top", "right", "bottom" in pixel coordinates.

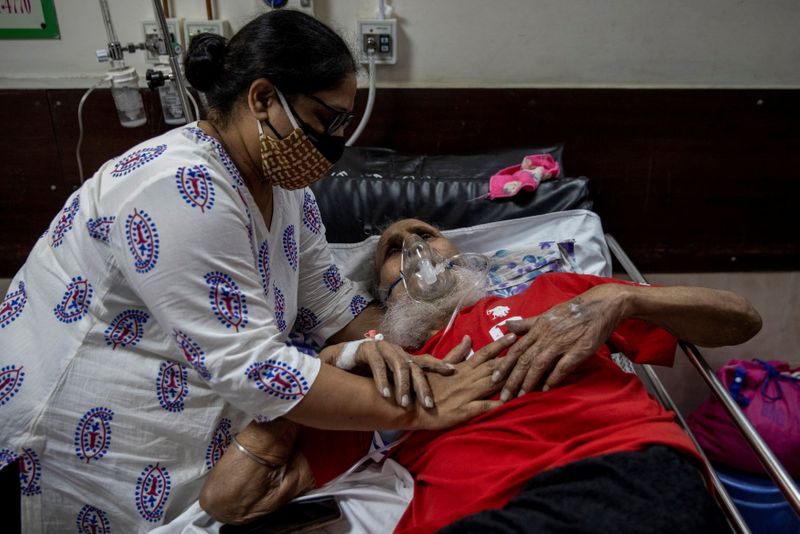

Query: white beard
[{"left": 381, "top": 267, "right": 487, "bottom": 350}]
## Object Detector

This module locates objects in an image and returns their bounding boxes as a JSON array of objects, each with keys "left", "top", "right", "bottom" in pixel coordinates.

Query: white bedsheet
[{"left": 151, "top": 459, "right": 413, "bottom": 533}]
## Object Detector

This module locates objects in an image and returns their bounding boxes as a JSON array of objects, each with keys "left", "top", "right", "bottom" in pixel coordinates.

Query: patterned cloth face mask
[{"left": 257, "top": 88, "right": 339, "bottom": 190}]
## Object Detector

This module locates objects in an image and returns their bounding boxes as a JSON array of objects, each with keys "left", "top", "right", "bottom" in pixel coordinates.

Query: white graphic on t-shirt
[
  {"left": 487, "top": 305, "right": 511, "bottom": 319},
  {"left": 489, "top": 316, "right": 524, "bottom": 340}
]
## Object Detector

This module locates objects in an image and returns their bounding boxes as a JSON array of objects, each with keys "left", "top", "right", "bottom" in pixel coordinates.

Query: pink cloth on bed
[{"left": 488, "top": 154, "right": 560, "bottom": 199}]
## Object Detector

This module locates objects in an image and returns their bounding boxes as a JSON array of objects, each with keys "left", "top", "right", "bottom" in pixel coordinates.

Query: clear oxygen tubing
[
  {"left": 186, "top": 89, "right": 201, "bottom": 122},
  {"left": 76, "top": 77, "right": 111, "bottom": 184},
  {"left": 441, "top": 253, "right": 491, "bottom": 337},
  {"left": 346, "top": 52, "right": 376, "bottom": 147}
]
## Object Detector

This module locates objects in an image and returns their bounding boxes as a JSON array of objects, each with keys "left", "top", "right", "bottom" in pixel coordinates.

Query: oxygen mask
[
  {"left": 400, "top": 234, "right": 454, "bottom": 301},
  {"left": 396, "top": 234, "right": 491, "bottom": 302}
]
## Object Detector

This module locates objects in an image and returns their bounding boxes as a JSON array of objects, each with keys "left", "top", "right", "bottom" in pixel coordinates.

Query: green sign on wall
[{"left": 0, "top": 0, "right": 59, "bottom": 39}]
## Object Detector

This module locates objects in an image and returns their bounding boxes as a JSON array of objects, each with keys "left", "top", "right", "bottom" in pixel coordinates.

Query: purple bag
[{"left": 687, "top": 359, "right": 800, "bottom": 477}]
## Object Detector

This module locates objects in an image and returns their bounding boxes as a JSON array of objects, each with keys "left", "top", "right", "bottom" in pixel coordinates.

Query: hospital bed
[
  {"left": 1, "top": 147, "right": 796, "bottom": 533},
  {"left": 310, "top": 145, "right": 800, "bottom": 533}
]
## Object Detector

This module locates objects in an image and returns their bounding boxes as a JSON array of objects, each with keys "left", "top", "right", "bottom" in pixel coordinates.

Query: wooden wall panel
[
  {"left": 0, "top": 90, "right": 69, "bottom": 275},
  {"left": 49, "top": 88, "right": 171, "bottom": 184},
  {"left": 351, "top": 89, "right": 800, "bottom": 272},
  {"left": 0, "top": 87, "right": 798, "bottom": 276}
]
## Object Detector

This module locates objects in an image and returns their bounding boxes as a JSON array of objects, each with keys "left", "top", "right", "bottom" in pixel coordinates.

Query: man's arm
[
  {"left": 495, "top": 281, "right": 762, "bottom": 399},
  {"left": 327, "top": 302, "right": 383, "bottom": 344},
  {"left": 620, "top": 284, "right": 761, "bottom": 347}
]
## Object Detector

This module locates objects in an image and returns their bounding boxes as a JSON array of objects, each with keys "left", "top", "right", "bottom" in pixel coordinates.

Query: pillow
[
  {"left": 329, "top": 209, "right": 612, "bottom": 291},
  {"left": 485, "top": 240, "right": 578, "bottom": 298}
]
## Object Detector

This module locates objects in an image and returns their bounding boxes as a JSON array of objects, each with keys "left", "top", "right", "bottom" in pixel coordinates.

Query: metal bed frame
[{"left": 605, "top": 234, "right": 800, "bottom": 533}]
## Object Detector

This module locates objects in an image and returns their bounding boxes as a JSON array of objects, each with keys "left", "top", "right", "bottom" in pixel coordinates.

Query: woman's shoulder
[
  {"left": 99, "top": 124, "right": 242, "bottom": 190},
  {"left": 89, "top": 125, "right": 253, "bottom": 225}
]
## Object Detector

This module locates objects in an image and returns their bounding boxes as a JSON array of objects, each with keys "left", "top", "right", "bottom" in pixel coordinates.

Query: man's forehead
[{"left": 379, "top": 219, "right": 438, "bottom": 243}]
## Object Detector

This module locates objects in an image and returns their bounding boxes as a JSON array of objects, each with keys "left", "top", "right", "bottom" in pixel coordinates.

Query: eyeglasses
[{"left": 305, "top": 94, "right": 356, "bottom": 135}]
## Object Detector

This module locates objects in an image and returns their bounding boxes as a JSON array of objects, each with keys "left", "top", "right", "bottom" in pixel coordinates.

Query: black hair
[{"left": 185, "top": 10, "right": 356, "bottom": 121}]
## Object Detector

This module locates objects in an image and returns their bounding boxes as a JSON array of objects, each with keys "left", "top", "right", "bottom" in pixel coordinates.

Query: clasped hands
[{"left": 333, "top": 284, "right": 628, "bottom": 409}]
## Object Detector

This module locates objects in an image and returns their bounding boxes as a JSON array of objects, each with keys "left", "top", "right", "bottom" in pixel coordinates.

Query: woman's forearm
[
  {"left": 286, "top": 363, "right": 418, "bottom": 430},
  {"left": 199, "top": 420, "right": 314, "bottom": 524},
  {"left": 288, "top": 333, "right": 514, "bottom": 432}
]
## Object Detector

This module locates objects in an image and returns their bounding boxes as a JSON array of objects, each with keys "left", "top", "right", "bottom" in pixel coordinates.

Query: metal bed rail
[{"left": 605, "top": 233, "right": 800, "bottom": 531}]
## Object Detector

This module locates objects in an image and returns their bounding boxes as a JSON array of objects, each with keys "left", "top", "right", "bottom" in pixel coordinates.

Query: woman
[{"left": 0, "top": 10, "right": 507, "bottom": 532}]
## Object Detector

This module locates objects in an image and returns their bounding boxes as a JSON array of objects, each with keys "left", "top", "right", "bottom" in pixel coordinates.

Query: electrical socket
[
  {"left": 185, "top": 20, "right": 231, "bottom": 43},
  {"left": 357, "top": 19, "right": 397, "bottom": 64},
  {"left": 142, "top": 18, "right": 184, "bottom": 63}
]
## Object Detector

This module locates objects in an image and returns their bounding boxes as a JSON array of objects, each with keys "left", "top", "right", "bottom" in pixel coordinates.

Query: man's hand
[
  {"left": 322, "top": 339, "right": 456, "bottom": 410},
  {"left": 354, "top": 340, "right": 455, "bottom": 409},
  {"left": 492, "top": 280, "right": 762, "bottom": 401},
  {"left": 413, "top": 333, "right": 517, "bottom": 430},
  {"left": 493, "top": 284, "right": 627, "bottom": 400}
]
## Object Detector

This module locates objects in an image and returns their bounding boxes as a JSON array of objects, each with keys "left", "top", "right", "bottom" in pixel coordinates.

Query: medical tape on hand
[
  {"left": 336, "top": 334, "right": 384, "bottom": 370},
  {"left": 337, "top": 339, "right": 370, "bottom": 370}
]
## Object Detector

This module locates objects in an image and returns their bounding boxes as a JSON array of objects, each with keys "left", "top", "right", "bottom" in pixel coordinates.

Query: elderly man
[{"left": 203, "top": 218, "right": 762, "bottom": 533}]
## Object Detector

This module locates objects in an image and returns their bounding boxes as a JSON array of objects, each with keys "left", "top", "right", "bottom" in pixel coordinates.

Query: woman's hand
[
  {"left": 355, "top": 339, "right": 456, "bottom": 409},
  {"left": 199, "top": 419, "right": 315, "bottom": 525},
  {"left": 493, "top": 283, "right": 627, "bottom": 400},
  {"left": 412, "top": 332, "right": 517, "bottom": 430}
]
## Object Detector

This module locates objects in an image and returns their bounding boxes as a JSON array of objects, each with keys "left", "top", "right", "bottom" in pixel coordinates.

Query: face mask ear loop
[
  {"left": 257, "top": 117, "right": 282, "bottom": 142},
  {"left": 275, "top": 87, "right": 301, "bottom": 130}
]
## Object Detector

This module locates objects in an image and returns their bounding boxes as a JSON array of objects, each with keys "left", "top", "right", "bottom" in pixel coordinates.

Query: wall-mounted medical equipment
[
  {"left": 141, "top": 18, "right": 183, "bottom": 63},
  {"left": 260, "top": 0, "right": 314, "bottom": 17},
  {"left": 95, "top": 0, "right": 148, "bottom": 127},
  {"left": 149, "top": 60, "right": 185, "bottom": 125},
  {"left": 78, "top": 0, "right": 197, "bottom": 182},
  {"left": 108, "top": 66, "right": 147, "bottom": 128},
  {"left": 93, "top": 0, "right": 195, "bottom": 129}
]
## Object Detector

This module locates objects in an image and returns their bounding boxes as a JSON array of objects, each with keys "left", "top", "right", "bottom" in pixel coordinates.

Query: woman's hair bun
[{"left": 185, "top": 33, "right": 228, "bottom": 92}]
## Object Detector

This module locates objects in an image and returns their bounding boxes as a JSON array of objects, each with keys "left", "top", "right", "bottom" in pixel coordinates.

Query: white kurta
[{"left": 0, "top": 123, "right": 370, "bottom": 532}]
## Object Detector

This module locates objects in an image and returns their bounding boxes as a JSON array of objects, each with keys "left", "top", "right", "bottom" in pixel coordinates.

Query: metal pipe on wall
[
  {"left": 98, "top": 0, "right": 119, "bottom": 44},
  {"left": 151, "top": 0, "right": 195, "bottom": 123}
]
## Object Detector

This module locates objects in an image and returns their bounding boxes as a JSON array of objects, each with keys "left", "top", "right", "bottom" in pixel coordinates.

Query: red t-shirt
[{"left": 302, "top": 273, "right": 701, "bottom": 533}]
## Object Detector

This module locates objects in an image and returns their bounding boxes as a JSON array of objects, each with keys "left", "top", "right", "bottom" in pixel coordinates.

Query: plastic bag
[{"left": 687, "top": 359, "right": 800, "bottom": 476}]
